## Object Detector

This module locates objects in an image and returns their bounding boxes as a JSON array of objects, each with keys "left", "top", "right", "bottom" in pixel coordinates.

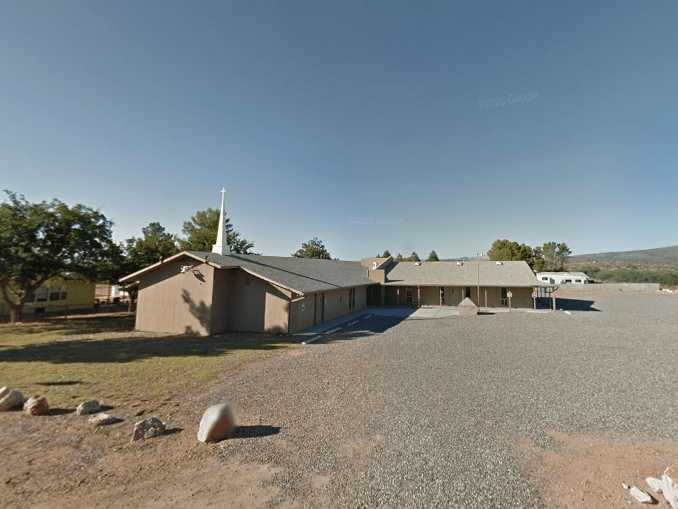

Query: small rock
[
  {"left": 23, "top": 395, "right": 49, "bottom": 416},
  {"left": 663, "top": 464, "right": 678, "bottom": 509},
  {"left": 134, "top": 409, "right": 145, "bottom": 417},
  {"left": 131, "top": 417, "right": 166, "bottom": 441},
  {"left": 645, "top": 477, "right": 663, "bottom": 494},
  {"left": 89, "top": 413, "right": 122, "bottom": 426},
  {"left": 0, "top": 387, "right": 24, "bottom": 411},
  {"left": 197, "top": 404, "right": 235, "bottom": 443},
  {"left": 76, "top": 400, "right": 101, "bottom": 415},
  {"left": 629, "top": 486, "right": 655, "bottom": 504},
  {"left": 622, "top": 482, "right": 630, "bottom": 490}
]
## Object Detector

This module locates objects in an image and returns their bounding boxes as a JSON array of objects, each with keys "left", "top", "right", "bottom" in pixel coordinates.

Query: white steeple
[{"left": 211, "top": 188, "right": 230, "bottom": 255}]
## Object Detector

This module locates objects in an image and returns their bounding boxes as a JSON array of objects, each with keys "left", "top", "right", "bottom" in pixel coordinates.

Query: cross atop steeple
[{"left": 211, "top": 188, "right": 230, "bottom": 255}]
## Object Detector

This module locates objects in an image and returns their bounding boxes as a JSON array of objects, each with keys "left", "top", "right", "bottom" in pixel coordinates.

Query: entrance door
[
  {"left": 320, "top": 293, "right": 325, "bottom": 322},
  {"left": 405, "top": 288, "right": 414, "bottom": 307}
]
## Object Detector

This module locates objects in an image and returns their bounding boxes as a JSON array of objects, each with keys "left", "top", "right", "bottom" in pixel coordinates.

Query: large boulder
[
  {"left": 23, "top": 395, "right": 49, "bottom": 416},
  {"left": 197, "top": 404, "right": 235, "bottom": 443},
  {"left": 76, "top": 400, "right": 101, "bottom": 416},
  {"left": 0, "top": 387, "right": 24, "bottom": 411},
  {"left": 131, "top": 417, "right": 166, "bottom": 441},
  {"left": 458, "top": 297, "right": 479, "bottom": 316}
]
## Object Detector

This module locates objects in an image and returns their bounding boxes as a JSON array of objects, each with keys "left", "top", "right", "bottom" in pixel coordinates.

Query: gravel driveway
[{"left": 209, "top": 293, "right": 678, "bottom": 507}]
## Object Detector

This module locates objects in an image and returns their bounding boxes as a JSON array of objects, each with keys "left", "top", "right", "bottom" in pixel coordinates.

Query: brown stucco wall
[
  {"left": 288, "top": 285, "right": 368, "bottom": 333},
  {"left": 289, "top": 295, "right": 316, "bottom": 333},
  {"left": 135, "top": 259, "right": 293, "bottom": 335},
  {"left": 382, "top": 285, "right": 535, "bottom": 309},
  {"left": 223, "top": 270, "right": 291, "bottom": 333},
  {"left": 136, "top": 258, "right": 215, "bottom": 335}
]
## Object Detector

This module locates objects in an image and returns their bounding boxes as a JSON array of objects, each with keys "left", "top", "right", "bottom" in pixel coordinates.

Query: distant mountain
[{"left": 570, "top": 245, "right": 678, "bottom": 266}]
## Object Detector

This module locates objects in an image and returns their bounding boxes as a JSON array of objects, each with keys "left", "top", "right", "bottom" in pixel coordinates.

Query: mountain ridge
[{"left": 570, "top": 245, "right": 678, "bottom": 266}]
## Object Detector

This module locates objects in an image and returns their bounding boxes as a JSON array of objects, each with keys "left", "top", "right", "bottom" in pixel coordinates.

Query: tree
[
  {"left": 0, "top": 191, "right": 117, "bottom": 322},
  {"left": 488, "top": 239, "right": 535, "bottom": 265},
  {"left": 541, "top": 242, "right": 571, "bottom": 271},
  {"left": 179, "top": 208, "right": 253, "bottom": 254},
  {"left": 427, "top": 250, "right": 440, "bottom": 261},
  {"left": 120, "top": 222, "right": 179, "bottom": 311},
  {"left": 124, "top": 223, "right": 179, "bottom": 270},
  {"left": 408, "top": 252, "right": 421, "bottom": 262},
  {"left": 293, "top": 237, "right": 331, "bottom": 259},
  {"left": 381, "top": 250, "right": 392, "bottom": 258},
  {"left": 396, "top": 253, "right": 404, "bottom": 261}
]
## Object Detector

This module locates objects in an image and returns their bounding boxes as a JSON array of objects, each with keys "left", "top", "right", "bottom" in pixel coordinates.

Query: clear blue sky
[{"left": 2, "top": 1, "right": 677, "bottom": 259}]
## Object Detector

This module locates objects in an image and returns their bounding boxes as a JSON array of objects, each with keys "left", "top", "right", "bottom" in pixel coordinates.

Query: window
[
  {"left": 48, "top": 287, "right": 65, "bottom": 301},
  {"left": 575, "top": 279, "right": 582, "bottom": 283},
  {"left": 564, "top": 279, "right": 572, "bottom": 284},
  {"left": 541, "top": 277, "right": 549, "bottom": 281},
  {"left": 34, "top": 288, "right": 48, "bottom": 302}
]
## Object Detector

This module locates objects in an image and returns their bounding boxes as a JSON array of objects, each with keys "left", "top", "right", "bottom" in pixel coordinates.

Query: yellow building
[{"left": 0, "top": 278, "right": 96, "bottom": 318}]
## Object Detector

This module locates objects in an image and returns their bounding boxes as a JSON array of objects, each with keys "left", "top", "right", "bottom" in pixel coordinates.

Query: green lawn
[{"left": 0, "top": 313, "right": 294, "bottom": 409}]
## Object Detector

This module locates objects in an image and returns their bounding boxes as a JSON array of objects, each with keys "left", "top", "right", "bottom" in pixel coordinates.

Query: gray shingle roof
[
  {"left": 189, "top": 251, "right": 374, "bottom": 294},
  {"left": 383, "top": 260, "right": 541, "bottom": 287}
]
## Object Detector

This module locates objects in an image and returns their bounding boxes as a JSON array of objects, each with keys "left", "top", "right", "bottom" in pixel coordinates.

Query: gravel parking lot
[{"left": 203, "top": 292, "right": 678, "bottom": 508}]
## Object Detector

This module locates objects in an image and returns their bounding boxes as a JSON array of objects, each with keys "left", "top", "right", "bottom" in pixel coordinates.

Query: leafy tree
[
  {"left": 179, "top": 208, "right": 253, "bottom": 254},
  {"left": 119, "top": 222, "right": 179, "bottom": 311},
  {"left": 124, "top": 223, "right": 179, "bottom": 270},
  {"left": 488, "top": 239, "right": 537, "bottom": 266},
  {"left": 488, "top": 238, "right": 571, "bottom": 271},
  {"left": 541, "top": 242, "right": 571, "bottom": 271},
  {"left": 293, "top": 237, "right": 331, "bottom": 259},
  {"left": 427, "top": 250, "right": 440, "bottom": 261},
  {"left": 395, "top": 253, "right": 404, "bottom": 261},
  {"left": 381, "top": 249, "right": 392, "bottom": 258},
  {"left": 0, "top": 191, "right": 117, "bottom": 322}
]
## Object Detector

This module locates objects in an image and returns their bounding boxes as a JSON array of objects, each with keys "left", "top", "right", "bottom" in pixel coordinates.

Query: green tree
[
  {"left": 488, "top": 239, "right": 526, "bottom": 261},
  {"left": 119, "top": 222, "right": 179, "bottom": 311},
  {"left": 293, "top": 237, "right": 331, "bottom": 259},
  {"left": 179, "top": 208, "right": 254, "bottom": 254},
  {"left": 407, "top": 252, "right": 421, "bottom": 262},
  {"left": 124, "top": 223, "right": 179, "bottom": 270},
  {"left": 381, "top": 249, "right": 392, "bottom": 258},
  {"left": 427, "top": 250, "right": 440, "bottom": 261},
  {"left": 0, "top": 191, "right": 117, "bottom": 322},
  {"left": 541, "top": 242, "right": 571, "bottom": 271},
  {"left": 395, "top": 253, "right": 404, "bottom": 261}
]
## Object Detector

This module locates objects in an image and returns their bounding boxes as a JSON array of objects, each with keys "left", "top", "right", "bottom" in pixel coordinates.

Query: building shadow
[
  {"left": 233, "top": 425, "right": 280, "bottom": 439},
  {"left": 305, "top": 312, "right": 410, "bottom": 344},
  {"left": 0, "top": 332, "right": 292, "bottom": 364},
  {"left": 555, "top": 298, "right": 601, "bottom": 312}
]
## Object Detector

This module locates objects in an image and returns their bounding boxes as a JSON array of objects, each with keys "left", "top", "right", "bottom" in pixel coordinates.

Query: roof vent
[
  {"left": 496, "top": 261, "right": 504, "bottom": 266},
  {"left": 456, "top": 261, "right": 463, "bottom": 266}
]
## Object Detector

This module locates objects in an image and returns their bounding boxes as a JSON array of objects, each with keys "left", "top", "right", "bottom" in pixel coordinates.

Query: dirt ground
[
  {"left": 0, "top": 313, "right": 297, "bottom": 508},
  {"left": 519, "top": 431, "right": 678, "bottom": 508}
]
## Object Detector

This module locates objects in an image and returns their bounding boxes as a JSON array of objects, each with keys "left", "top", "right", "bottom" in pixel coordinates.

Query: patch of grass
[{"left": 0, "top": 313, "right": 295, "bottom": 408}]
